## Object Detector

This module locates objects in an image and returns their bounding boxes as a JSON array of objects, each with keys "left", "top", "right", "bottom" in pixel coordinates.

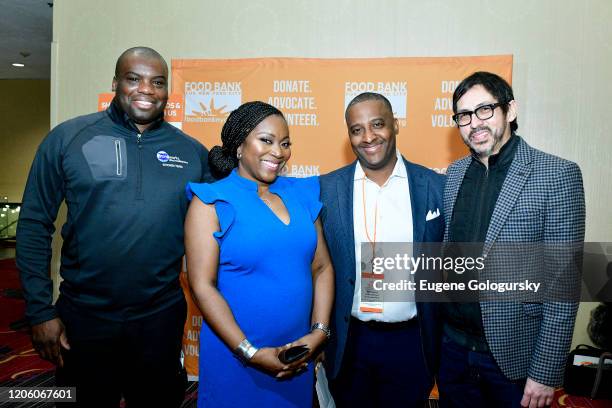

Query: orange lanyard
[{"left": 362, "top": 177, "right": 378, "bottom": 260}]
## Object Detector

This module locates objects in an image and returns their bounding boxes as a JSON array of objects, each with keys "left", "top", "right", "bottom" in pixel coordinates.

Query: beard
[{"left": 465, "top": 124, "right": 507, "bottom": 158}]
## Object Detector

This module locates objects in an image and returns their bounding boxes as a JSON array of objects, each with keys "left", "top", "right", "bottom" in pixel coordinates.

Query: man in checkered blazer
[{"left": 438, "top": 72, "right": 585, "bottom": 408}]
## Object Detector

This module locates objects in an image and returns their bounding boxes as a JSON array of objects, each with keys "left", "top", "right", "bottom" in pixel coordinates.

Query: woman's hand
[
  {"left": 287, "top": 330, "right": 328, "bottom": 364},
  {"left": 249, "top": 345, "right": 307, "bottom": 379},
  {"left": 249, "top": 347, "right": 286, "bottom": 374}
]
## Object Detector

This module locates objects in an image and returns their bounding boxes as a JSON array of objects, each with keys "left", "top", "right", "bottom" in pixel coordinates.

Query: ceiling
[{"left": 0, "top": 0, "right": 52, "bottom": 79}]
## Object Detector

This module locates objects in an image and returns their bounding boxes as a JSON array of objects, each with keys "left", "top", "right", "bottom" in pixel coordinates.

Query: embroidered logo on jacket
[
  {"left": 156, "top": 151, "right": 188, "bottom": 168},
  {"left": 157, "top": 151, "right": 170, "bottom": 162}
]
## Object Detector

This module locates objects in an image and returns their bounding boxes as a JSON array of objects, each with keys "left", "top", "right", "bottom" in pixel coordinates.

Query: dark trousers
[
  {"left": 55, "top": 298, "right": 187, "bottom": 408},
  {"left": 438, "top": 335, "right": 525, "bottom": 408},
  {"left": 330, "top": 318, "right": 432, "bottom": 408}
]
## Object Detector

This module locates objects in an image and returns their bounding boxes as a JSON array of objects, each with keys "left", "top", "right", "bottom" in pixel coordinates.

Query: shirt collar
[{"left": 354, "top": 149, "right": 406, "bottom": 182}]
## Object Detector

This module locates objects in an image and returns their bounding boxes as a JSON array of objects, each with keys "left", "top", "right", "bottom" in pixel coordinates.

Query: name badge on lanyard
[{"left": 359, "top": 245, "right": 384, "bottom": 313}]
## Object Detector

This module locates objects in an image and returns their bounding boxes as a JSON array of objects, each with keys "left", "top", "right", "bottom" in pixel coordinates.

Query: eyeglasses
[{"left": 452, "top": 102, "right": 505, "bottom": 127}]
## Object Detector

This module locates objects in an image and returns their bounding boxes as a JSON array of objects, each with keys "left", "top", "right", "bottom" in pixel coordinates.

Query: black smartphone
[{"left": 278, "top": 345, "right": 309, "bottom": 364}]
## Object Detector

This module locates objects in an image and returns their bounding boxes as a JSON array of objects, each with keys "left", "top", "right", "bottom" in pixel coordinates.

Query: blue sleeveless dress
[{"left": 186, "top": 169, "right": 322, "bottom": 408}]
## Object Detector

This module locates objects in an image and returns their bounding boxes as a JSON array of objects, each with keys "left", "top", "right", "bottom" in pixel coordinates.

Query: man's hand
[
  {"left": 521, "top": 378, "right": 554, "bottom": 408},
  {"left": 31, "top": 318, "right": 70, "bottom": 367}
]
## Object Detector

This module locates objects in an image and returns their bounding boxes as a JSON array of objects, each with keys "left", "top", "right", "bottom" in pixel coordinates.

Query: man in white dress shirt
[{"left": 320, "top": 92, "right": 446, "bottom": 407}]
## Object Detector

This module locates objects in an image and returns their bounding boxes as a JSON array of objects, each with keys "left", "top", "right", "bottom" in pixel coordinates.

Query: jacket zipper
[
  {"left": 114, "top": 139, "right": 122, "bottom": 176},
  {"left": 472, "top": 166, "right": 488, "bottom": 241},
  {"left": 137, "top": 133, "right": 143, "bottom": 199}
]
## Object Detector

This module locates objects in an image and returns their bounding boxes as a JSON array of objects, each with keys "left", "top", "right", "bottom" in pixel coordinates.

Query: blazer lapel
[
  {"left": 483, "top": 138, "right": 533, "bottom": 255},
  {"left": 405, "top": 159, "right": 428, "bottom": 242},
  {"left": 336, "top": 164, "right": 356, "bottom": 279},
  {"left": 443, "top": 158, "right": 471, "bottom": 241}
]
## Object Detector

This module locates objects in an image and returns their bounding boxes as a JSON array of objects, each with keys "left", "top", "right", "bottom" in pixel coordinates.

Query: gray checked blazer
[{"left": 443, "top": 136, "right": 585, "bottom": 387}]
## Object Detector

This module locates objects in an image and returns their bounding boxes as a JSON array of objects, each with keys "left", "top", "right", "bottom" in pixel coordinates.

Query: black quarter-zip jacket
[{"left": 17, "top": 100, "right": 212, "bottom": 325}]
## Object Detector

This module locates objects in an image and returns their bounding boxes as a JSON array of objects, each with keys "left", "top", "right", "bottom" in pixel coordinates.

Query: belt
[{"left": 351, "top": 317, "right": 418, "bottom": 331}]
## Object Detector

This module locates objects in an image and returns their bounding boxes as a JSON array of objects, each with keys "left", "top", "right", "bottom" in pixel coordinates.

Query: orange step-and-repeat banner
[
  {"left": 101, "top": 55, "right": 513, "bottom": 379},
  {"left": 172, "top": 55, "right": 512, "bottom": 176}
]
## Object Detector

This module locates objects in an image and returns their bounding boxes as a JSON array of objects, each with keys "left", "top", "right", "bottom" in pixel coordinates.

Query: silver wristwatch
[
  {"left": 311, "top": 322, "right": 331, "bottom": 340},
  {"left": 235, "top": 338, "right": 259, "bottom": 362}
]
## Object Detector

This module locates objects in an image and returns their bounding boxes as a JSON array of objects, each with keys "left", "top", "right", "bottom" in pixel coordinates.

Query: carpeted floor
[
  {"left": 0, "top": 256, "right": 198, "bottom": 407},
  {"left": 0, "top": 258, "right": 55, "bottom": 384}
]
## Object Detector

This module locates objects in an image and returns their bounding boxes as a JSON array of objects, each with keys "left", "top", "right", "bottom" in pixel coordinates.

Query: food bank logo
[
  {"left": 344, "top": 81, "right": 408, "bottom": 126},
  {"left": 184, "top": 81, "right": 242, "bottom": 123}
]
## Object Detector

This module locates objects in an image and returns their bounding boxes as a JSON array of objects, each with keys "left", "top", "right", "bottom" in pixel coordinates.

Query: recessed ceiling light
[{"left": 12, "top": 63, "right": 25, "bottom": 67}]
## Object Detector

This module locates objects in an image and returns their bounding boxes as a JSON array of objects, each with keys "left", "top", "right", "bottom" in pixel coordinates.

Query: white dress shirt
[{"left": 351, "top": 149, "right": 416, "bottom": 322}]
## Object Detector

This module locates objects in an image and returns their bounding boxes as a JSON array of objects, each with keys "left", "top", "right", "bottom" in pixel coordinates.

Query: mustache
[{"left": 469, "top": 127, "right": 490, "bottom": 138}]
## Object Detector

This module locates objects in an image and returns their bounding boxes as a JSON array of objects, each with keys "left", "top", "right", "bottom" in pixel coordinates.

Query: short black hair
[
  {"left": 345, "top": 92, "right": 394, "bottom": 122},
  {"left": 452, "top": 71, "right": 518, "bottom": 132},
  {"left": 114, "top": 47, "right": 168, "bottom": 78}
]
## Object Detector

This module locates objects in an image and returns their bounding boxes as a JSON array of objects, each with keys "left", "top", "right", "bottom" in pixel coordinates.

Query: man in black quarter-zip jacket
[{"left": 16, "top": 47, "right": 212, "bottom": 407}]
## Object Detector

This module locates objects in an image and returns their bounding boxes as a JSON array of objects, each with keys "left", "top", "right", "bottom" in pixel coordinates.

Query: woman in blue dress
[{"left": 184, "top": 101, "right": 334, "bottom": 407}]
